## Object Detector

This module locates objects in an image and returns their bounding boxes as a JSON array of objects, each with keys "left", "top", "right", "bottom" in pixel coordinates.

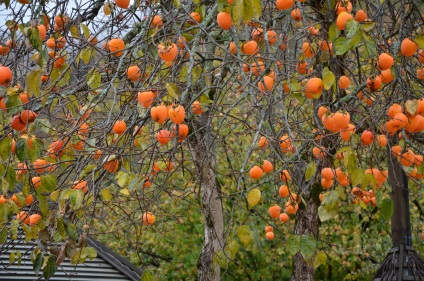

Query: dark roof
[{"left": 0, "top": 233, "right": 143, "bottom": 281}]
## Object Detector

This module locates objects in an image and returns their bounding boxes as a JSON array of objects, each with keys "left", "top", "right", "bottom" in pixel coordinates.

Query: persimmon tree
[{"left": 0, "top": 0, "right": 424, "bottom": 280}]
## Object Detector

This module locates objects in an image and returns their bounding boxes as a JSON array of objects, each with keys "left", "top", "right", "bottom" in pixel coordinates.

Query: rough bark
[
  {"left": 293, "top": 193, "right": 320, "bottom": 281},
  {"left": 388, "top": 145, "right": 411, "bottom": 247},
  {"left": 189, "top": 114, "right": 224, "bottom": 281}
]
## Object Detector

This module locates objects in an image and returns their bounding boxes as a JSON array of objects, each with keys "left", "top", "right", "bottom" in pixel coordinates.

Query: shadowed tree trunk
[
  {"left": 293, "top": 183, "right": 320, "bottom": 281},
  {"left": 189, "top": 114, "right": 224, "bottom": 281}
]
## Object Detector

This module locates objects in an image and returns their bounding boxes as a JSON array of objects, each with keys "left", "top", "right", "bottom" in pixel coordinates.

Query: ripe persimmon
[
  {"left": 115, "top": 0, "right": 130, "bottom": 8},
  {"left": 258, "top": 76, "right": 274, "bottom": 92},
  {"left": 377, "top": 135, "right": 387, "bottom": 146},
  {"left": 321, "top": 178, "right": 333, "bottom": 189},
  {"left": 336, "top": 11, "right": 353, "bottom": 31},
  {"left": 28, "top": 214, "right": 42, "bottom": 226},
  {"left": 276, "top": 0, "right": 294, "bottom": 10},
  {"left": 192, "top": 101, "right": 204, "bottom": 115},
  {"left": 157, "top": 130, "right": 172, "bottom": 145},
  {"left": 338, "top": 76, "right": 350, "bottom": 89},
  {"left": 20, "top": 110, "right": 37, "bottom": 123},
  {"left": 268, "top": 205, "right": 281, "bottom": 219},
  {"left": 242, "top": 40, "right": 258, "bottom": 55},
  {"left": 142, "top": 212, "right": 155, "bottom": 225},
  {"left": 11, "top": 116, "right": 26, "bottom": 131},
  {"left": 229, "top": 42, "right": 237, "bottom": 54},
  {"left": 250, "top": 166, "right": 263, "bottom": 179},
  {"left": 279, "top": 185, "right": 289, "bottom": 198},
  {"left": 266, "top": 232, "right": 275, "bottom": 240},
  {"left": 258, "top": 136, "right": 269, "bottom": 149},
  {"left": 291, "top": 8, "right": 302, "bottom": 21},
  {"left": 280, "top": 169, "right": 291, "bottom": 182},
  {"left": 172, "top": 124, "right": 189, "bottom": 142},
  {"left": 306, "top": 77, "right": 323, "bottom": 95},
  {"left": 262, "top": 160, "right": 273, "bottom": 173},
  {"left": 113, "top": 120, "right": 126, "bottom": 135},
  {"left": 335, "top": 1, "right": 352, "bottom": 14},
  {"left": 378, "top": 53, "right": 394, "bottom": 70},
  {"left": 302, "top": 42, "right": 315, "bottom": 58},
  {"left": 168, "top": 105, "right": 186, "bottom": 124},
  {"left": 400, "top": 38, "right": 418, "bottom": 57},
  {"left": 361, "top": 130, "right": 374, "bottom": 146},
  {"left": 380, "top": 68, "right": 394, "bottom": 84},
  {"left": 321, "top": 168, "right": 334, "bottom": 180},
  {"left": 0, "top": 66, "right": 13, "bottom": 86},
  {"left": 158, "top": 43, "right": 178, "bottom": 62},
  {"left": 265, "top": 226, "right": 273, "bottom": 233},
  {"left": 138, "top": 91, "right": 155, "bottom": 108},
  {"left": 151, "top": 15, "right": 163, "bottom": 28},
  {"left": 217, "top": 12, "right": 233, "bottom": 30},
  {"left": 127, "top": 65, "right": 140, "bottom": 81},
  {"left": 355, "top": 9, "right": 367, "bottom": 22},
  {"left": 366, "top": 76, "right": 382, "bottom": 91},
  {"left": 189, "top": 12, "right": 201, "bottom": 24},
  {"left": 107, "top": 38, "right": 125, "bottom": 57},
  {"left": 151, "top": 105, "right": 168, "bottom": 124}
]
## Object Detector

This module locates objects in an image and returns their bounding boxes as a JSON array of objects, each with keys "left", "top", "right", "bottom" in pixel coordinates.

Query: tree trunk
[
  {"left": 293, "top": 193, "right": 319, "bottom": 281},
  {"left": 189, "top": 114, "right": 224, "bottom": 281},
  {"left": 388, "top": 144, "right": 411, "bottom": 247}
]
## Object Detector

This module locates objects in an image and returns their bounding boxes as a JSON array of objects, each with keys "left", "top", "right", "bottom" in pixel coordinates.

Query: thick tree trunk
[
  {"left": 189, "top": 115, "right": 224, "bottom": 281},
  {"left": 388, "top": 145, "right": 411, "bottom": 247},
  {"left": 293, "top": 194, "right": 319, "bottom": 281}
]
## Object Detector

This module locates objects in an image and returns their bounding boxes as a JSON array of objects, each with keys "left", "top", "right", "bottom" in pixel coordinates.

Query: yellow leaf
[{"left": 247, "top": 188, "right": 261, "bottom": 208}]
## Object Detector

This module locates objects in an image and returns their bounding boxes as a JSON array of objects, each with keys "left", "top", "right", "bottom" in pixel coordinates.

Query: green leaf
[
  {"left": 141, "top": 270, "right": 156, "bottom": 281},
  {"left": 37, "top": 195, "right": 49, "bottom": 216},
  {"left": 415, "top": 35, "right": 424, "bottom": 49},
  {"left": 225, "top": 239, "right": 239, "bottom": 258},
  {"left": 165, "top": 83, "right": 180, "bottom": 99},
  {"left": 86, "top": 69, "right": 101, "bottom": 90},
  {"left": 27, "top": 27, "right": 42, "bottom": 51},
  {"left": 65, "top": 223, "right": 78, "bottom": 241},
  {"left": 0, "top": 227, "right": 7, "bottom": 244},
  {"left": 43, "top": 255, "right": 58, "bottom": 279},
  {"left": 41, "top": 174, "right": 57, "bottom": 192},
  {"left": 347, "top": 153, "right": 358, "bottom": 175},
  {"left": 247, "top": 188, "right": 261, "bottom": 208},
  {"left": 318, "top": 205, "right": 336, "bottom": 222},
  {"left": 26, "top": 70, "right": 42, "bottom": 98},
  {"left": 286, "top": 235, "right": 301, "bottom": 256},
  {"left": 237, "top": 225, "right": 253, "bottom": 247},
  {"left": 334, "top": 37, "right": 349, "bottom": 55},
  {"left": 361, "top": 22, "right": 376, "bottom": 32},
  {"left": 405, "top": 100, "right": 419, "bottom": 116},
  {"left": 349, "top": 29, "right": 363, "bottom": 49},
  {"left": 80, "top": 164, "right": 96, "bottom": 178},
  {"left": 85, "top": 246, "right": 97, "bottom": 259},
  {"left": 15, "top": 138, "right": 29, "bottom": 162},
  {"left": 29, "top": 139, "right": 43, "bottom": 161},
  {"left": 305, "top": 162, "right": 316, "bottom": 181},
  {"left": 0, "top": 137, "right": 12, "bottom": 159},
  {"left": 345, "top": 20, "right": 359, "bottom": 39},
  {"left": 232, "top": 0, "right": 260, "bottom": 25},
  {"left": 381, "top": 198, "right": 394, "bottom": 220},
  {"left": 101, "top": 189, "right": 113, "bottom": 201},
  {"left": 328, "top": 22, "right": 340, "bottom": 42},
  {"left": 33, "top": 253, "right": 43, "bottom": 275},
  {"left": 69, "top": 189, "right": 84, "bottom": 209},
  {"left": 363, "top": 34, "right": 376, "bottom": 57},
  {"left": 173, "top": 0, "right": 180, "bottom": 8},
  {"left": 300, "top": 235, "right": 317, "bottom": 259},
  {"left": 313, "top": 251, "right": 327, "bottom": 269},
  {"left": 351, "top": 168, "right": 365, "bottom": 187},
  {"left": 322, "top": 67, "right": 336, "bottom": 90},
  {"left": 9, "top": 251, "right": 15, "bottom": 264}
]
